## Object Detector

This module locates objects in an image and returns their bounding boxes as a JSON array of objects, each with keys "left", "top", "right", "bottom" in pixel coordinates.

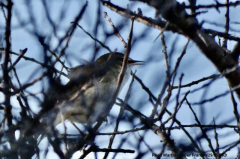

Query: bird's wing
[
  {"left": 64, "top": 64, "right": 97, "bottom": 99},
  {"left": 52, "top": 60, "right": 110, "bottom": 106}
]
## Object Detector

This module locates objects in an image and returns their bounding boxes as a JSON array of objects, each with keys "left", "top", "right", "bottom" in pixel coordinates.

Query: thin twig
[
  {"left": 191, "top": 89, "right": 230, "bottom": 105},
  {"left": 161, "top": 32, "right": 170, "bottom": 81},
  {"left": 170, "top": 39, "right": 190, "bottom": 78},
  {"left": 186, "top": 98, "right": 216, "bottom": 157},
  {"left": 98, "top": 126, "right": 146, "bottom": 135},
  {"left": 153, "top": 22, "right": 169, "bottom": 42},
  {"left": 204, "top": 29, "right": 240, "bottom": 41},
  {"left": 221, "top": 0, "right": 230, "bottom": 49},
  {"left": 0, "top": 49, "right": 68, "bottom": 77},
  {"left": 54, "top": 1, "right": 88, "bottom": 66},
  {"left": 9, "top": 72, "right": 47, "bottom": 96},
  {"left": 8, "top": 48, "right": 27, "bottom": 71},
  {"left": 131, "top": 73, "right": 157, "bottom": 101},
  {"left": 185, "top": 1, "right": 240, "bottom": 9},
  {"left": 172, "top": 74, "right": 220, "bottom": 89},
  {"left": 103, "top": 12, "right": 127, "bottom": 48},
  {"left": 213, "top": 118, "right": 220, "bottom": 159},
  {"left": 219, "top": 139, "right": 240, "bottom": 158},
  {"left": 163, "top": 90, "right": 190, "bottom": 127},
  {"left": 103, "top": 71, "right": 136, "bottom": 159},
  {"left": 71, "top": 122, "right": 85, "bottom": 136},
  {"left": 167, "top": 74, "right": 185, "bottom": 136},
  {"left": 74, "top": 23, "right": 112, "bottom": 52},
  {"left": 86, "top": 147, "right": 135, "bottom": 153}
]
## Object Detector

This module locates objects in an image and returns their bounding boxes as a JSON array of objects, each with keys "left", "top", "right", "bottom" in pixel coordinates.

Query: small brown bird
[{"left": 42, "top": 52, "right": 143, "bottom": 126}]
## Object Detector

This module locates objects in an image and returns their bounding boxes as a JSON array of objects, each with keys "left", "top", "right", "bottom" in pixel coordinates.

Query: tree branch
[{"left": 104, "top": 0, "right": 240, "bottom": 100}]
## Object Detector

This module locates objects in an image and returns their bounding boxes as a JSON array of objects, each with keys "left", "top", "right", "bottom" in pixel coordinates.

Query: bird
[{"left": 41, "top": 52, "right": 143, "bottom": 127}]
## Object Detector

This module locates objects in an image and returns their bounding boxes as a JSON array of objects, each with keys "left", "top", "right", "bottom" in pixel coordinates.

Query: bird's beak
[{"left": 128, "top": 59, "right": 144, "bottom": 65}]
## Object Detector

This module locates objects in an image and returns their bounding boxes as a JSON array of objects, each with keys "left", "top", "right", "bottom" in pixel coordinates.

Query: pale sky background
[{"left": 0, "top": 0, "right": 240, "bottom": 158}]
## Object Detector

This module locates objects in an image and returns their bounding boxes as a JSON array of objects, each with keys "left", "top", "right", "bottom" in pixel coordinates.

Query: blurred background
[{"left": 0, "top": 0, "right": 240, "bottom": 158}]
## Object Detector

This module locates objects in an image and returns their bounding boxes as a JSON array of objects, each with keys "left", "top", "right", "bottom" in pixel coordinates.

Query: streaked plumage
[{"left": 42, "top": 52, "right": 142, "bottom": 126}]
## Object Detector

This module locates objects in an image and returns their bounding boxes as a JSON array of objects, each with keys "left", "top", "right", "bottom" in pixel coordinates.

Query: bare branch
[
  {"left": 104, "top": 71, "right": 136, "bottom": 159},
  {"left": 103, "top": 12, "right": 127, "bottom": 48},
  {"left": 186, "top": 99, "right": 216, "bottom": 156},
  {"left": 172, "top": 74, "right": 220, "bottom": 89},
  {"left": 3, "top": 0, "right": 13, "bottom": 128},
  {"left": 108, "top": 0, "right": 240, "bottom": 100},
  {"left": 231, "top": 42, "right": 240, "bottom": 63},
  {"left": 74, "top": 23, "right": 112, "bottom": 52},
  {"left": 8, "top": 48, "right": 27, "bottom": 71},
  {"left": 101, "top": 1, "right": 180, "bottom": 33},
  {"left": 185, "top": 1, "right": 240, "bottom": 10},
  {"left": 213, "top": 118, "right": 220, "bottom": 158},
  {"left": 221, "top": 0, "right": 230, "bottom": 49}
]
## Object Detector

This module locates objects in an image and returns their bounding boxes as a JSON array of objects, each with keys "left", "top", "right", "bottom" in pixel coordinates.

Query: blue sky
[{"left": 0, "top": 0, "right": 240, "bottom": 158}]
